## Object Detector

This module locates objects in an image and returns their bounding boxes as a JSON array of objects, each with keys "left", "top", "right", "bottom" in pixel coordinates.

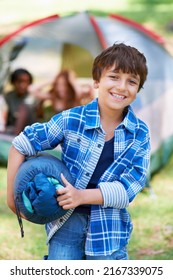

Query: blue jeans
[{"left": 46, "top": 212, "right": 128, "bottom": 260}]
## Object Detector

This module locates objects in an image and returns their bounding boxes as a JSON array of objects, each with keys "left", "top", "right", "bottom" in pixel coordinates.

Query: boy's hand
[{"left": 56, "top": 173, "right": 82, "bottom": 210}]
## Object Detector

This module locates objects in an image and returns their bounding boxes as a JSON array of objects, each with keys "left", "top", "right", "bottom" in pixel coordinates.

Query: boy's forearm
[
  {"left": 7, "top": 145, "right": 25, "bottom": 213},
  {"left": 79, "top": 188, "right": 104, "bottom": 206}
]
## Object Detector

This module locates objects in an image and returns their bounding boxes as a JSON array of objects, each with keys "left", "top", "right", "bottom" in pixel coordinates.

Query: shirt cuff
[
  {"left": 12, "top": 132, "right": 36, "bottom": 157},
  {"left": 99, "top": 181, "right": 129, "bottom": 209}
]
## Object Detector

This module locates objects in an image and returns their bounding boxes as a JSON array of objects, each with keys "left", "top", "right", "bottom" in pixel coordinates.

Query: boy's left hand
[{"left": 56, "top": 173, "right": 82, "bottom": 210}]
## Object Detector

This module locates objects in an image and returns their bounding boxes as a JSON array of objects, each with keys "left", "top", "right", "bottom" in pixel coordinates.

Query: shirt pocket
[{"left": 63, "top": 132, "right": 90, "bottom": 162}]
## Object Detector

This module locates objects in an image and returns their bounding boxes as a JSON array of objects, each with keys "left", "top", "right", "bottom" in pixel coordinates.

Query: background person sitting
[
  {"left": 49, "top": 69, "right": 81, "bottom": 113},
  {"left": 4, "top": 68, "right": 39, "bottom": 135},
  {"left": 29, "top": 69, "right": 95, "bottom": 120}
]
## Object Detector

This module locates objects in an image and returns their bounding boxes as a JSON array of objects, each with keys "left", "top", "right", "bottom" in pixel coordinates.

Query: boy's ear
[{"left": 93, "top": 80, "right": 99, "bottom": 89}]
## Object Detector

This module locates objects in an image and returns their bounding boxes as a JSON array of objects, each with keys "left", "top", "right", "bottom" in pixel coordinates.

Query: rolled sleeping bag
[{"left": 14, "top": 153, "right": 75, "bottom": 232}]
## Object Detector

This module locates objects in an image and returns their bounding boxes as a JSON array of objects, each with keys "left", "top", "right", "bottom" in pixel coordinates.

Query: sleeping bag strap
[{"left": 15, "top": 198, "right": 24, "bottom": 238}]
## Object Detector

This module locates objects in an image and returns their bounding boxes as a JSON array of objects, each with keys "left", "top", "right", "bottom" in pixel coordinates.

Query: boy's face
[{"left": 94, "top": 66, "right": 140, "bottom": 114}]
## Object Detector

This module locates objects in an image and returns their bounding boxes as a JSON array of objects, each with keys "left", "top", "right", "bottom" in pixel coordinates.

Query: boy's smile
[
  {"left": 95, "top": 66, "right": 140, "bottom": 115},
  {"left": 110, "top": 92, "right": 126, "bottom": 102}
]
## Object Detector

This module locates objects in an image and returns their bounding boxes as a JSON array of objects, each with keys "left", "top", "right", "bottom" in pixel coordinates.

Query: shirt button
[
  {"left": 97, "top": 144, "right": 102, "bottom": 148},
  {"left": 85, "top": 172, "right": 90, "bottom": 177},
  {"left": 77, "top": 138, "right": 81, "bottom": 143},
  {"left": 59, "top": 218, "right": 64, "bottom": 223}
]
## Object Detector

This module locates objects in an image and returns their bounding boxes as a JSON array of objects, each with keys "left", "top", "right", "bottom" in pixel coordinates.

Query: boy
[{"left": 7, "top": 43, "right": 150, "bottom": 260}]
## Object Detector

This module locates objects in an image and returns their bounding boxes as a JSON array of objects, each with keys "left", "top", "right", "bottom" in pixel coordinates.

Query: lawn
[
  {"left": 128, "top": 154, "right": 173, "bottom": 260},
  {"left": 0, "top": 153, "right": 173, "bottom": 260},
  {"left": 0, "top": 166, "right": 47, "bottom": 260}
]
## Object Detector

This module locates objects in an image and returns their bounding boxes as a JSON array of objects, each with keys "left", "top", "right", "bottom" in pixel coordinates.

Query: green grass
[
  {"left": 128, "top": 154, "right": 173, "bottom": 260},
  {"left": 1, "top": 153, "right": 173, "bottom": 260},
  {"left": 0, "top": 166, "right": 47, "bottom": 260}
]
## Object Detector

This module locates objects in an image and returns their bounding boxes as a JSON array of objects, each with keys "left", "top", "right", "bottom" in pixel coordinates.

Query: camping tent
[{"left": 1, "top": 10, "right": 173, "bottom": 177}]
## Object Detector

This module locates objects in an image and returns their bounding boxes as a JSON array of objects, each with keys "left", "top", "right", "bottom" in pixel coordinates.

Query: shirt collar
[
  {"left": 85, "top": 98, "right": 138, "bottom": 133},
  {"left": 120, "top": 105, "right": 138, "bottom": 133},
  {"left": 85, "top": 98, "right": 101, "bottom": 130}
]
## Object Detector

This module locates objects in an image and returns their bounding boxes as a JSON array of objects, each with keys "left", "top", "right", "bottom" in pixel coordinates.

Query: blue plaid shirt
[{"left": 13, "top": 98, "right": 150, "bottom": 256}]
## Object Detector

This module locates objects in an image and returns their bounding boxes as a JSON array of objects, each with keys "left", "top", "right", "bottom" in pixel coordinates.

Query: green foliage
[
  {"left": 1, "top": 0, "right": 173, "bottom": 41},
  {"left": 130, "top": 0, "right": 173, "bottom": 6}
]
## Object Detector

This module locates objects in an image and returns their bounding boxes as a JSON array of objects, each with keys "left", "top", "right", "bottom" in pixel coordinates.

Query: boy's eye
[
  {"left": 109, "top": 75, "right": 119, "bottom": 79},
  {"left": 129, "top": 79, "right": 138, "bottom": 85},
  {"left": 130, "top": 80, "right": 139, "bottom": 86}
]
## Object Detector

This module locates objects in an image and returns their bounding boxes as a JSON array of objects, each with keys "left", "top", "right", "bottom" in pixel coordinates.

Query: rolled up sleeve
[
  {"left": 12, "top": 113, "right": 64, "bottom": 157},
  {"left": 99, "top": 181, "right": 129, "bottom": 208},
  {"left": 12, "top": 132, "right": 37, "bottom": 157}
]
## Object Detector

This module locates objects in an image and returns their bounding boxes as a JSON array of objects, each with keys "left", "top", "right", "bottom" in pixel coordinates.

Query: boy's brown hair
[{"left": 92, "top": 43, "right": 148, "bottom": 91}]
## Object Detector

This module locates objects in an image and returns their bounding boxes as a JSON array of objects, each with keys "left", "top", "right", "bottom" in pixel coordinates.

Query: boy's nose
[{"left": 116, "top": 80, "right": 126, "bottom": 91}]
